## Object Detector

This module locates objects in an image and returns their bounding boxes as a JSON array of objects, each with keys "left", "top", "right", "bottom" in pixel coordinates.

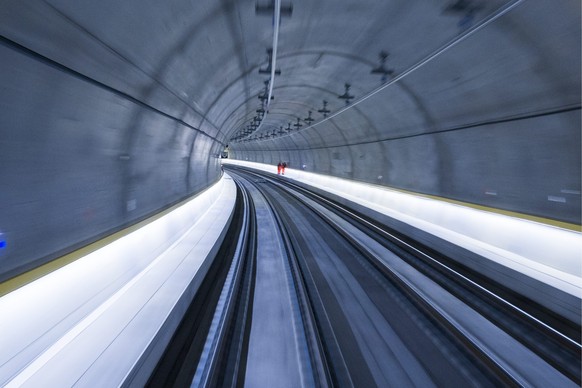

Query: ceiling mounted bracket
[
  {"left": 294, "top": 117, "right": 303, "bottom": 129},
  {"left": 256, "top": 0, "right": 293, "bottom": 17},
  {"left": 318, "top": 100, "right": 330, "bottom": 118},
  {"left": 338, "top": 83, "right": 354, "bottom": 105},
  {"left": 258, "top": 48, "right": 282, "bottom": 75},
  {"left": 371, "top": 51, "right": 395, "bottom": 83}
]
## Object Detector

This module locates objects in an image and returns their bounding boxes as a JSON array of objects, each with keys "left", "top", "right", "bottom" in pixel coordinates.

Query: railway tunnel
[{"left": 0, "top": 0, "right": 580, "bottom": 386}]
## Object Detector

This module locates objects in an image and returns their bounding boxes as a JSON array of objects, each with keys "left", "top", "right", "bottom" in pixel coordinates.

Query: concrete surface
[{"left": 0, "top": 0, "right": 580, "bottom": 281}]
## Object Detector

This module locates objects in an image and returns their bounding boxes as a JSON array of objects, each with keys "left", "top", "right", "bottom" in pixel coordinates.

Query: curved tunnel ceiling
[
  {"left": 1, "top": 0, "right": 578, "bottom": 145},
  {"left": 0, "top": 0, "right": 549, "bottom": 140}
]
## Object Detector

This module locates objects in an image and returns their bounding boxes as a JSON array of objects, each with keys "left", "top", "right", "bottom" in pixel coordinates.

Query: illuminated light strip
[
  {"left": 4, "top": 252, "right": 172, "bottom": 387},
  {"left": 548, "top": 195, "right": 566, "bottom": 203},
  {"left": 223, "top": 159, "right": 580, "bottom": 232},
  {"left": 410, "top": 193, "right": 579, "bottom": 232},
  {"left": 0, "top": 181, "right": 225, "bottom": 298},
  {"left": 3, "top": 179, "right": 234, "bottom": 387},
  {"left": 224, "top": 160, "right": 581, "bottom": 297}
]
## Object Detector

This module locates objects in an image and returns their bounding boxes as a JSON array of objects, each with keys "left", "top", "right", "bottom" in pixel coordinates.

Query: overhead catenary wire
[
  {"left": 246, "top": 0, "right": 525, "bottom": 143},
  {"left": 252, "top": 0, "right": 282, "bottom": 137}
]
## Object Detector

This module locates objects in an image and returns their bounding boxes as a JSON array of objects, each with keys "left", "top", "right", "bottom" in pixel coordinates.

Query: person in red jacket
[{"left": 277, "top": 162, "right": 282, "bottom": 175}]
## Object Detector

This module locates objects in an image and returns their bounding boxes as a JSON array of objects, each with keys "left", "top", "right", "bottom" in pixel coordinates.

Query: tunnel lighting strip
[{"left": 250, "top": 0, "right": 525, "bottom": 142}]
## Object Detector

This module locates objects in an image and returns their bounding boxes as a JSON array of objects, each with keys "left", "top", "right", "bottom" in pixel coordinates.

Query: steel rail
[
  {"left": 269, "top": 171, "right": 581, "bottom": 351},
  {"left": 261, "top": 174, "right": 522, "bottom": 385},
  {"left": 252, "top": 180, "right": 355, "bottom": 387},
  {"left": 229, "top": 166, "right": 580, "bottom": 384},
  {"left": 237, "top": 171, "right": 333, "bottom": 387},
  {"left": 233, "top": 167, "right": 519, "bottom": 384},
  {"left": 191, "top": 181, "right": 255, "bottom": 387}
]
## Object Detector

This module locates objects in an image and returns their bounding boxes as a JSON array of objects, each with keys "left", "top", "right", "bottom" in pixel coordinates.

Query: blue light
[{"left": 0, "top": 240, "right": 5, "bottom": 249}]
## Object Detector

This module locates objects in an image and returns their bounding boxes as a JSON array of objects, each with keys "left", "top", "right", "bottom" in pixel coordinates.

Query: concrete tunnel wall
[
  {"left": 0, "top": 2, "right": 225, "bottom": 281},
  {"left": 0, "top": 0, "right": 580, "bottom": 283},
  {"left": 231, "top": 0, "right": 581, "bottom": 225}
]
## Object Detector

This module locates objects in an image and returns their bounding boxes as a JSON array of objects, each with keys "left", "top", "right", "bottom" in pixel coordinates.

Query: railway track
[
  {"left": 150, "top": 167, "right": 580, "bottom": 387},
  {"left": 243, "top": 168, "right": 582, "bottom": 383}
]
